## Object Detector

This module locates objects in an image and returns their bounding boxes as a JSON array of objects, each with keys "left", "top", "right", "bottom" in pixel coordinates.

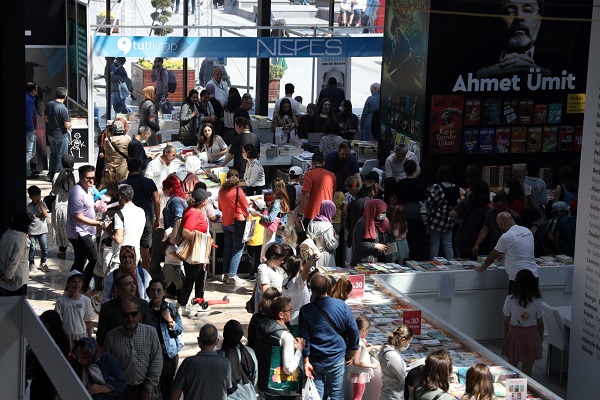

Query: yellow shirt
[{"left": 247, "top": 214, "right": 265, "bottom": 246}]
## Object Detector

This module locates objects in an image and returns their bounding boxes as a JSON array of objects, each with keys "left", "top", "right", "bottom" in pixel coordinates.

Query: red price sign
[
  {"left": 403, "top": 310, "right": 422, "bottom": 335},
  {"left": 347, "top": 274, "right": 365, "bottom": 299}
]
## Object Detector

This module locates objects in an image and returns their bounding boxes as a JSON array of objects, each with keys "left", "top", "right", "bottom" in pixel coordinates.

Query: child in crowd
[
  {"left": 502, "top": 269, "right": 544, "bottom": 377},
  {"left": 26, "top": 185, "right": 49, "bottom": 272},
  {"left": 343, "top": 175, "right": 361, "bottom": 266},
  {"left": 54, "top": 271, "right": 95, "bottom": 350},
  {"left": 245, "top": 214, "right": 265, "bottom": 281},
  {"left": 391, "top": 205, "right": 409, "bottom": 265},
  {"left": 461, "top": 363, "right": 497, "bottom": 400},
  {"left": 162, "top": 239, "right": 184, "bottom": 303},
  {"left": 282, "top": 255, "right": 312, "bottom": 336},
  {"left": 276, "top": 225, "right": 298, "bottom": 252},
  {"left": 347, "top": 315, "right": 380, "bottom": 400}
]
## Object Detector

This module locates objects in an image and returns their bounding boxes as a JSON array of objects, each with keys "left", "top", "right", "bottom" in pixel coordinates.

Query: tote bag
[{"left": 265, "top": 346, "right": 302, "bottom": 396}]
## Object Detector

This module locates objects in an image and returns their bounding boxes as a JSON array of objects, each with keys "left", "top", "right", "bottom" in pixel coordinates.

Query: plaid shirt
[
  {"left": 104, "top": 323, "right": 163, "bottom": 390},
  {"left": 426, "top": 183, "right": 459, "bottom": 232}
]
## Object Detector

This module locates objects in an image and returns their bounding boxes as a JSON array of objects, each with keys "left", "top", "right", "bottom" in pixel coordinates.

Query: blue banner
[{"left": 93, "top": 36, "right": 383, "bottom": 58}]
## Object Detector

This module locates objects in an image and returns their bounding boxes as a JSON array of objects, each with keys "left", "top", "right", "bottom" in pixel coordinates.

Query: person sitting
[
  {"left": 336, "top": 99, "right": 359, "bottom": 140},
  {"left": 297, "top": 103, "right": 322, "bottom": 139}
]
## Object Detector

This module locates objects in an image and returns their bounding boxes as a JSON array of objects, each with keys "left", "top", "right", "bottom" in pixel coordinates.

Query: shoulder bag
[
  {"left": 43, "top": 193, "right": 56, "bottom": 213},
  {"left": 107, "top": 136, "right": 129, "bottom": 160},
  {"left": 234, "top": 187, "right": 255, "bottom": 242}
]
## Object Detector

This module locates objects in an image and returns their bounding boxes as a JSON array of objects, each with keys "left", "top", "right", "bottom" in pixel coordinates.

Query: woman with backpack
[
  {"left": 425, "top": 165, "right": 460, "bottom": 260},
  {"left": 139, "top": 86, "right": 160, "bottom": 146}
]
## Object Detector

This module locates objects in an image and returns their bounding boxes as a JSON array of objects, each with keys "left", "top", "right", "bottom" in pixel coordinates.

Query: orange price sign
[
  {"left": 347, "top": 274, "right": 365, "bottom": 299},
  {"left": 402, "top": 310, "right": 422, "bottom": 335}
]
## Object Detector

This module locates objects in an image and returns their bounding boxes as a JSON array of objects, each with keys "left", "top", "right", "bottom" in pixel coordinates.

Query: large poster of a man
[{"left": 425, "top": 0, "right": 592, "bottom": 156}]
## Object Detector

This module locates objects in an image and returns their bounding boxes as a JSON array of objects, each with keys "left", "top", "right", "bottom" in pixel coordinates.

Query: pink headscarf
[
  {"left": 313, "top": 200, "right": 336, "bottom": 223},
  {"left": 363, "top": 199, "right": 390, "bottom": 240}
]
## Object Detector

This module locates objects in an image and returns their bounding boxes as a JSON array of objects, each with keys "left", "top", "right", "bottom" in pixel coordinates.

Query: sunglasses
[
  {"left": 84, "top": 176, "right": 95, "bottom": 182},
  {"left": 122, "top": 311, "right": 139, "bottom": 318}
]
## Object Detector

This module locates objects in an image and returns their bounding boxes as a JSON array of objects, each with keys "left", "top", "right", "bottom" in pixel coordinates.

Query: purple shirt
[{"left": 66, "top": 184, "right": 97, "bottom": 239}]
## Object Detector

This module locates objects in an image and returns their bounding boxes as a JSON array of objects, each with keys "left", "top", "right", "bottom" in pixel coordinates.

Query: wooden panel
[{"left": 131, "top": 63, "right": 196, "bottom": 103}]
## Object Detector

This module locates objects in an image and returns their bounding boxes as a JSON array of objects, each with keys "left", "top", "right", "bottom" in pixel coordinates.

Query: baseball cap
[
  {"left": 552, "top": 201, "right": 570, "bottom": 212},
  {"left": 288, "top": 166, "right": 303, "bottom": 176},
  {"left": 66, "top": 270, "right": 84, "bottom": 283},
  {"left": 192, "top": 188, "right": 210, "bottom": 203}
]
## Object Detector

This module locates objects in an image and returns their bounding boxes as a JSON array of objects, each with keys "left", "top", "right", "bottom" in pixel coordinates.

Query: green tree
[{"left": 150, "top": 0, "right": 174, "bottom": 36}]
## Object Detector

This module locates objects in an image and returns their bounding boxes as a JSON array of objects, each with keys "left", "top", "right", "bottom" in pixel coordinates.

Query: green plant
[
  {"left": 137, "top": 58, "right": 184, "bottom": 69},
  {"left": 269, "top": 64, "right": 285, "bottom": 79},
  {"left": 150, "top": 0, "right": 174, "bottom": 36},
  {"left": 98, "top": 10, "right": 115, "bottom": 19}
]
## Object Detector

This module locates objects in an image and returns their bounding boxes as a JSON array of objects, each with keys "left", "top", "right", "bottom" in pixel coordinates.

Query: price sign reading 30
[
  {"left": 347, "top": 274, "right": 365, "bottom": 299},
  {"left": 402, "top": 310, "right": 422, "bottom": 335}
]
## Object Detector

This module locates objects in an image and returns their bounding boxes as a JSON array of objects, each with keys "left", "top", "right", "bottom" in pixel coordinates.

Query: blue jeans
[
  {"left": 26, "top": 130, "right": 37, "bottom": 176},
  {"left": 111, "top": 91, "right": 130, "bottom": 114},
  {"left": 29, "top": 233, "right": 48, "bottom": 264},
  {"left": 429, "top": 229, "right": 454, "bottom": 259},
  {"left": 48, "top": 135, "right": 68, "bottom": 177},
  {"left": 312, "top": 359, "right": 345, "bottom": 400},
  {"left": 222, "top": 224, "right": 244, "bottom": 276}
]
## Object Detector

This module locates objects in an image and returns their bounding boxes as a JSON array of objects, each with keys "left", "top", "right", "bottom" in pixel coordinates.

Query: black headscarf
[
  {"left": 222, "top": 320, "right": 255, "bottom": 387},
  {"left": 54, "top": 154, "right": 76, "bottom": 193}
]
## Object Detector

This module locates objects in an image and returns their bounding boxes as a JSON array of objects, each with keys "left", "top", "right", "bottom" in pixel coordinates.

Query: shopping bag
[
  {"left": 302, "top": 378, "right": 321, "bottom": 400},
  {"left": 177, "top": 231, "right": 213, "bottom": 265},
  {"left": 259, "top": 216, "right": 281, "bottom": 233},
  {"left": 118, "top": 81, "right": 130, "bottom": 100},
  {"left": 266, "top": 346, "right": 302, "bottom": 396}
]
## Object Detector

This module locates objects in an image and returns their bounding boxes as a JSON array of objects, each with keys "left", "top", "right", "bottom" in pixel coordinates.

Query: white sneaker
[
  {"left": 181, "top": 305, "right": 197, "bottom": 317},
  {"left": 89, "top": 293, "right": 102, "bottom": 314},
  {"left": 226, "top": 275, "right": 246, "bottom": 285},
  {"left": 29, "top": 262, "right": 38, "bottom": 273},
  {"left": 191, "top": 303, "right": 211, "bottom": 313}
]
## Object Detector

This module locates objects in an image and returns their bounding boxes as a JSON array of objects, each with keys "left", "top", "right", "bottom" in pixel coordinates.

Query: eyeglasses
[
  {"left": 84, "top": 176, "right": 95, "bottom": 182},
  {"left": 121, "top": 311, "right": 139, "bottom": 318}
]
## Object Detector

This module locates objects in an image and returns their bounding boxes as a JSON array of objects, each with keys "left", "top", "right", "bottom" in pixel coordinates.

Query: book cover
[
  {"left": 481, "top": 98, "right": 502, "bottom": 125},
  {"left": 494, "top": 127, "right": 511, "bottom": 153},
  {"left": 527, "top": 126, "right": 542, "bottom": 153},
  {"left": 479, "top": 128, "right": 495, "bottom": 154},
  {"left": 429, "top": 95, "right": 464, "bottom": 155},
  {"left": 548, "top": 103, "right": 563, "bottom": 123},
  {"left": 542, "top": 126, "right": 558, "bottom": 152},
  {"left": 463, "top": 128, "right": 479, "bottom": 154},
  {"left": 533, "top": 104, "right": 548, "bottom": 124},
  {"left": 573, "top": 125, "right": 583, "bottom": 152},
  {"left": 464, "top": 98, "right": 481, "bottom": 126},
  {"left": 518, "top": 99, "right": 534, "bottom": 124},
  {"left": 558, "top": 126, "right": 574, "bottom": 152},
  {"left": 502, "top": 98, "right": 518, "bottom": 125},
  {"left": 510, "top": 127, "right": 527, "bottom": 153}
]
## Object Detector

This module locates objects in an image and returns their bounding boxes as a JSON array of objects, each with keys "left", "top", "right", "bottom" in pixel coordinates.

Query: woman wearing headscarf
[
  {"left": 139, "top": 86, "right": 160, "bottom": 146},
  {"left": 217, "top": 320, "right": 258, "bottom": 400},
  {"left": 297, "top": 103, "right": 322, "bottom": 139},
  {"left": 306, "top": 199, "right": 339, "bottom": 268},
  {"left": 70, "top": 337, "right": 127, "bottom": 400},
  {"left": 352, "top": 199, "right": 394, "bottom": 265},
  {"left": 102, "top": 246, "right": 152, "bottom": 304},
  {"left": 52, "top": 154, "right": 77, "bottom": 259},
  {"left": 103, "top": 118, "right": 131, "bottom": 182},
  {"left": 177, "top": 155, "right": 202, "bottom": 195}
]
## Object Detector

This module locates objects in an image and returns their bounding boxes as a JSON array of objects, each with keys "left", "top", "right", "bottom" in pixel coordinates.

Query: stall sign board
[
  {"left": 347, "top": 274, "right": 365, "bottom": 299},
  {"left": 403, "top": 310, "right": 422, "bottom": 335}
]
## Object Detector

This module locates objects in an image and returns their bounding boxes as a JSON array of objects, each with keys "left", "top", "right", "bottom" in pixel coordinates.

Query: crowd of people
[{"left": 16, "top": 63, "right": 578, "bottom": 399}]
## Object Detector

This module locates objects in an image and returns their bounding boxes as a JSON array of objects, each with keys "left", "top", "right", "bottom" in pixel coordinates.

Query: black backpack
[{"left": 167, "top": 70, "right": 177, "bottom": 93}]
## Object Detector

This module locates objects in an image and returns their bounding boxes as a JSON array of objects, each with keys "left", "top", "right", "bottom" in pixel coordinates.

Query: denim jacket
[
  {"left": 164, "top": 196, "right": 188, "bottom": 229},
  {"left": 147, "top": 301, "right": 184, "bottom": 359},
  {"left": 260, "top": 199, "right": 288, "bottom": 226}
]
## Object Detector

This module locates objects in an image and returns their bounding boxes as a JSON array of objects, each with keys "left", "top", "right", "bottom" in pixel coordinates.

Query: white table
[{"left": 554, "top": 305, "right": 571, "bottom": 328}]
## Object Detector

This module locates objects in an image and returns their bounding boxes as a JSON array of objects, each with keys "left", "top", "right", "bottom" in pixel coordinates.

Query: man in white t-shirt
[
  {"left": 107, "top": 184, "right": 146, "bottom": 265},
  {"left": 476, "top": 212, "right": 539, "bottom": 293}
]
